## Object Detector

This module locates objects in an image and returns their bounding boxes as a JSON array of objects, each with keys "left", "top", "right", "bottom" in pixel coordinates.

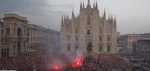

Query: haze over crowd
[{"left": 0, "top": 0, "right": 150, "bottom": 34}]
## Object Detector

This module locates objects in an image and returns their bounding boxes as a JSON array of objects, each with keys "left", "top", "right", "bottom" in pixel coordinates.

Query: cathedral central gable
[{"left": 85, "top": 8, "right": 93, "bottom": 15}]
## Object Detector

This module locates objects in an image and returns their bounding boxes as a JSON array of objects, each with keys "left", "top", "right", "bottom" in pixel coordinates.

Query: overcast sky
[{"left": 0, "top": 0, "right": 150, "bottom": 35}]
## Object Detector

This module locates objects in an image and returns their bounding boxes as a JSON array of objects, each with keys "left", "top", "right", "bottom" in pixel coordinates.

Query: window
[
  {"left": 100, "top": 37, "right": 102, "bottom": 41},
  {"left": 27, "top": 32, "right": 29, "bottom": 36},
  {"left": 108, "top": 37, "right": 110, "bottom": 41},
  {"left": 100, "top": 28, "right": 102, "bottom": 33},
  {"left": 87, "top": 30, "right": 90, "bottom": 35},
  {"left": 6, "top": 27, "right": 10, "bottom": 35},
  {"left": 27, "top": 38, "right": 29, "bottom": 42},
  {"left": 14, "top": 28, "right": 15, "bottom": 35},
  {"left": 87, "top": 16, "right": 91, "bottom": 25},
  {"left": 67, "top": 46, "right": 70, "bottom": 51},
  {"left": 1, "top": 37, "right": 3, "bottom": 42},
  {"left": 75, "top": 46, "right": 78, "bottom": 51},
  {"left": 87, "top": 22, "right": 90, "bottom": 25},
  {"left": 99, "top": 46, "right": 102, "bottom": 51},
  {"left": 67, "top": 36, "right": 70, "bottom": 41},
  {"left": 75, "top": 28, "right": 78, "bottom": 33},
  {"left": 75, "top": 36, "right": 78, "bottom": 41},
  {"left": 107, "top": 46, "right": 110, "bottom": 51}
]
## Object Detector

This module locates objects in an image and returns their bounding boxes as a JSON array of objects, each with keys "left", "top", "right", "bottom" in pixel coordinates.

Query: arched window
[
  {"left": 67, "top": 46, "right": 70, "bottom": 51},
  {"left": 17, "top": 28, "right": 21, "bottom": 37},
  {"left": 100, "top": 36, "right": 102, "bottom": 41},
  {"left": 6, "top": 27, "right": 10, "bottom": 35},
  {"left": 107, "top": 46, "right": 110, "bottom": 51},
  {"left": 75, "top": 36, "right": 78, "bottom": 41},
  {"left": 75, "top": 28, "right": 78, "bottom": 33},
  {"left": 67, "top": 36, "right": 70, "bottom": 41},
  {"left": 99, "top": 46, "right": 102, "bottom": 51},
  {"left": 87, "top": 30, "right": 90, "bottom": 35},
  {"left": 75, "top": 46, "right": 78, "bottom": 51},
  {"left": 108, "top": 37, "right": 110, "bottom": 41},
  {"left": 100, "top": 28, "right": 102, "bottom": 33},
  {"left": 87, "top": 16, "right": 91, "bottom": 25}
]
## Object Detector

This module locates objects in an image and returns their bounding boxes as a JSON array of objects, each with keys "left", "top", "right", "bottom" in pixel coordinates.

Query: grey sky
[{"left": 0, "top": 0, "right": 150, "bottom": 34}]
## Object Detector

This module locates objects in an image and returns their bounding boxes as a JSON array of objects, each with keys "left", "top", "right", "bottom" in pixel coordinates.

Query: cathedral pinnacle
[
  {"left": 108, "top": 14, "right": 110, "bottom": 20},
  {"left": 62, "top": 15, "right": 63, "bottom": 20},
  {"left": 93, "top": 0, "right": 95, "bottom": 8},
  {"left": 88, "top": 0, "right": 90, "bottom": 5},
  {"left": 114, "top": 15, "right": 116, "bottom": 20},
  {"left": 72, "top": 8, "right": 74, "bottom": 18},
  {"left": 80, "top": 0, "right": 82, "bottom": 8},
  {"left": 96, "top": 0, "right": 98, "bottom": 8},
  {"left": 103, "top": 8, "right": 106, "bottom": 19},
  {"left": 111, "top": 14, "right": 113, "bottom": 20},
  {"left": 83, "top": 0, "right": 84, "bottom": 8},
  {"left": 61, "top": 15, "right": 64, "bottom": 27}
]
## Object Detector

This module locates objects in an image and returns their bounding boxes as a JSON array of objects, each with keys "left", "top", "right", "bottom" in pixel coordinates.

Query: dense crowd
[{"left": 0, "top": 50, "right": 133, "bottom": 71}]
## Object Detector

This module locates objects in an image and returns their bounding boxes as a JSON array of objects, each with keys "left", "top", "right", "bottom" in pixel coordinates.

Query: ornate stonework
[{"left": 60, "top": 0, "right": 117, "bottom": 54}]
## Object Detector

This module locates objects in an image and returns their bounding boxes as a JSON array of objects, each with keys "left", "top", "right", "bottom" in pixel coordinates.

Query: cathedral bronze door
[{"left": 17, "top": 43, "right": 21, "bottom": 54}]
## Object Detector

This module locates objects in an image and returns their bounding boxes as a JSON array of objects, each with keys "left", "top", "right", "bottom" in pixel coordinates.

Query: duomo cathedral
[{"left": 60, "top": 0, "right": 117, "bottom": 54}]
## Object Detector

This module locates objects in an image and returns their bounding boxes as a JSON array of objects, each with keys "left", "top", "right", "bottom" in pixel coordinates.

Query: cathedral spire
[
  {"left": 108, "top": 14, "right": 110, "bottom": 20},
  {"left": 114, "top": 15, "right": 116, "bottom": 27},
  {"left": 104, "top": 8, "right": 106, "bottom": 15},
  {"left": 67, "top": 14, "right": 69, "bottom": 20},
  {"left": 72, "top": 8, "right": 74, "bottom": 18},
  {"left": 80, "top": 0, "right": 82, "bottom": 8},
  {"left": 83, "top": 0, "right": 84, "bottom": 8},
  {"left": 64, "top": 14, "right": 66, "bottom": 19},
  {"left": 88, "top": 0, "right": 90, "bottom": 5},
  {"left": 103, "top": 8, "right": 106, "bottom": 19},
  {"left": 93, "top": 0, "right": 95, "bottom": 8},
  {"left": 61, "top": 15, "right": 64, "bottom": 26},
  {"left": 111, "top": 14, "right": 113, "bottom": 20},
  {"left": 96, "top": 0, "right": 98, "bottom": 9},
  {"left": 114, "top": 15, "right": 116, "bottom": 21}
]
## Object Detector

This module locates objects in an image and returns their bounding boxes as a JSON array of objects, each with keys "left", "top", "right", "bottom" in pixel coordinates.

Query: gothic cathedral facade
[{"left": 60, "top": 0, "right": 117, "bottom": 54}]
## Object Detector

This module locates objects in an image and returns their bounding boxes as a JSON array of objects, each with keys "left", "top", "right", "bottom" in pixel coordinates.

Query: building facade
[
  {"left": 0, "top": 13, "right": 28, "bottom": 58},
  {"left": 60, "top": 0, "right": 117, "bottom": 54},
  {"left": 0, "top": 13, "right": 60, "bottom": 59},
  {"left": 117, "top": 33, "right": 150, "bottom": 52},
  {"left": 27, "top": 24, "right": 60, "bottom": 51}
]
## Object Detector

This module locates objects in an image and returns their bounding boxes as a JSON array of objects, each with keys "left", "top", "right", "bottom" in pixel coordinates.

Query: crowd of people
[{"left": 0, "top": 49, "right": 133, "bottom": 71}]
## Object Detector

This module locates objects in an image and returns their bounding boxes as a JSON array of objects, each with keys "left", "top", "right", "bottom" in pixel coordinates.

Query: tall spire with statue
[{"left": 88, "top": 0, "right": 90, "bottom": 5}]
